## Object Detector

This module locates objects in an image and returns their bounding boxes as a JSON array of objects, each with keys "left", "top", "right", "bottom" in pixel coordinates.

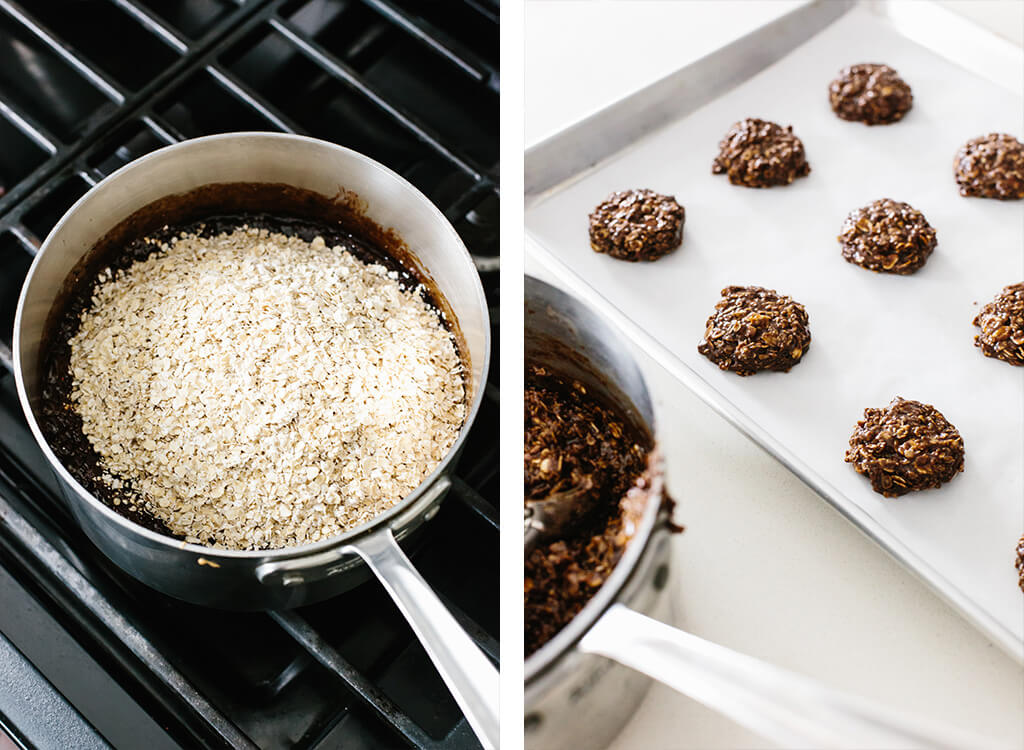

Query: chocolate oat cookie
[
  {"left": 829, "top": 64, "right": 913, "bottom": 125},
  {"left": 1016, "top": 534, "right": 1024, "bottom": 593},
  {"left": 697, "top": 286, "right": 811, "bottom": 376},
  {"left": 588, "top": 189, "right": 685, "bottom": 261},
  {"left": 954, "top": 134, "right": 1024, "bottom": 200},
  {"left": 838, "top": 198, "right": 937, "bottom": 274},
  {"left": 973, "top": 282, "right": 1024, "bottom": 366},
  {"left": 845, "top": 398, "right": 964, "bottom": 498},
  {"left": 711, "top": 118, "right": 810, "bottom": 188}
]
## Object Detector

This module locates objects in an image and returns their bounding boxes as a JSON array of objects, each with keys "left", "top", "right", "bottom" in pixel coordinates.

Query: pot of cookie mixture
[
  {"left": 522, "top": 280, "right": 995, "bottom": 750},
  {"left": 14, "top": 133, "right": 497, "bottom": 748},
  {"left": 524, "top": 276, "right": 677, "bottom": 750}
]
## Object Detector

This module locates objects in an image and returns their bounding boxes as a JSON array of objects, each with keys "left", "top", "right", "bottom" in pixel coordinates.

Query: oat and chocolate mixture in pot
[
  {"left": 45, "top": 219, "right": 465, "bottom": 550},
  {"left": 838, "top": 198, "right": 937, "bottom": 275},
  {"left": 588, "top": 189, "right": 685, "bottom": 262},
  {"left": 954, "top": 134, "right": 1024, "bottom": 200},
  {"left": 828, "top": 63, "right": 913, "bottom": 125},
  {"left": 711, "top": 117, "right": 810, "bottom": 188},
  {"left": 524, "top": 366, "right": 650, "bottom": 656},
  {"left": 973, "top": 283, "right": 1024, "bottom": 366},
  {"left": 698, "top": 286, "right": 811, "bottom": 376},
  {"left": 845, "top": 398, "right": 964, "bottom": 498}
]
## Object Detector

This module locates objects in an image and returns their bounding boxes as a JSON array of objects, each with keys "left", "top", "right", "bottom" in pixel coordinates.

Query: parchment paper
[{"left": 527, "top": 7, "right": 1024, "bottom": 653}]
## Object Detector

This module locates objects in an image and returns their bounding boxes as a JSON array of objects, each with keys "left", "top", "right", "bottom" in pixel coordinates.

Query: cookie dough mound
[
  {"left": 711, "top": 118, "right": 810, "bottom": 188},
  {"left": 1016, "top": 535, "right": 1024, "bottom": 593},
  {"left": 954, "top": 134, "right": 1024, "bottom": 200},
  {"left": 829, "top": 63, "right": 913, "bottom": 125},
  {"left": 697, "top": 286, "right": 811, "bottom": 375},
  {"left": 588, "top": 189, "right": 685, "bottom": 261},
  {"left": 973, "top": 282, "right": 1024, "bottom": 366},
  {"left": 845, "top": 398, "right": 964, "bottom": 498},
  {"left": 838, "top": 198, "right": 937, "bottom": 274}
]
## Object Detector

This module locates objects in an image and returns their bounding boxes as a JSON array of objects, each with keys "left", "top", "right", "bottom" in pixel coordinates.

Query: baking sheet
[{"left": 526, "top": 3, "right": 1024, "bottom": 657}]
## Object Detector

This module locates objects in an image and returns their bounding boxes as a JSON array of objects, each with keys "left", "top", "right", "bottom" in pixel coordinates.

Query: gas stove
[{"left": 0, "top": 1, "right": 498, "bottom": 748}]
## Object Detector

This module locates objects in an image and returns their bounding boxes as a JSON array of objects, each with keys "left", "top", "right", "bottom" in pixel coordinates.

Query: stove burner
[{"left": 0, "top": 1, "right": 498, "bottom": 747}]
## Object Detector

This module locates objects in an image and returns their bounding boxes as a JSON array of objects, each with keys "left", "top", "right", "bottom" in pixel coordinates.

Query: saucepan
[
  {"left": 524, "top": 275, "right": 995, "bottom": 750},
  {"left": 15, "top": 133, "right": 497, "bottom": 748}
]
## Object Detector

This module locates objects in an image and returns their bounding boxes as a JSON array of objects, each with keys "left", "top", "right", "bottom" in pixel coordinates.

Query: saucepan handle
[
  {"left": 347, "top": 525, "right": 500, "bottom": 750},
  {"left": 255, "top": 478, "right": 454, "bottom": 588},
  {"left": 580, "top": 604, "right": 997, "bottom": 750}
]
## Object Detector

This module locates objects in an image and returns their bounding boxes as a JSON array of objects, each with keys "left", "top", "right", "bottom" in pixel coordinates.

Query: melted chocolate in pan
[{"left": 37, "top": 182, "right": 465, "bottom": 541}]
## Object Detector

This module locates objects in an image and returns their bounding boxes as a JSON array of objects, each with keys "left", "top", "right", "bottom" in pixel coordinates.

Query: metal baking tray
[{"left": 525, "top": 0, "right": 1024, "bottom": 660}]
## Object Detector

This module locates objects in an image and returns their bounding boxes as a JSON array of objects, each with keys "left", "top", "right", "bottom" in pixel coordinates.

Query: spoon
[{"left": 524, "top": 479, "right": 595, "bottom": 551}]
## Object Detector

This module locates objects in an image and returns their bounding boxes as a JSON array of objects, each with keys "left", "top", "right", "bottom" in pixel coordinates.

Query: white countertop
[{"left": 525, "top": 2, "right": 1024, "bottom": 748}]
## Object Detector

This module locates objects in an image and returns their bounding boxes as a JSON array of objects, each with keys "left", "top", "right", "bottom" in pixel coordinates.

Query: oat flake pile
[{"left": 68, "top": 227, "right": 466, "bottom": 550}]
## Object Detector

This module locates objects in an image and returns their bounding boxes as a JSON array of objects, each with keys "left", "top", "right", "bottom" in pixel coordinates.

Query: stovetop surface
[{"left": 0, "top": 2, "right": 498, "bottom": 748}]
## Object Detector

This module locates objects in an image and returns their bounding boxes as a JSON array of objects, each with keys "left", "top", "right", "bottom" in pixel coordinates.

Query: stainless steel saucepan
[
  {"left": 15, "top": 133, "right": 497, "bottom": 749},
  {"left": 524, "top": 275, "right": 995, "bottom": 750}
]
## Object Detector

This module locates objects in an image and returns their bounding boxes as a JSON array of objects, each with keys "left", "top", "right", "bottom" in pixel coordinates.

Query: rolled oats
[{"left": 68, "top": 227, "right": 465, "bottom": 550}]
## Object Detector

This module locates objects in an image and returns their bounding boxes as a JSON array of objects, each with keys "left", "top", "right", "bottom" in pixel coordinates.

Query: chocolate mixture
[
  {"left": 37, "top": 210, "right": 454, "bottom": 539},
  {"left": 524, "top": 366, "right": 650, "bottom": 656}
]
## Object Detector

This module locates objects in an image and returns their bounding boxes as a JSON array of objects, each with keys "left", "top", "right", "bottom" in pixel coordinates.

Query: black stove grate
[{"left": 0, "top": 1, "right": 498, "bottom": 748}]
